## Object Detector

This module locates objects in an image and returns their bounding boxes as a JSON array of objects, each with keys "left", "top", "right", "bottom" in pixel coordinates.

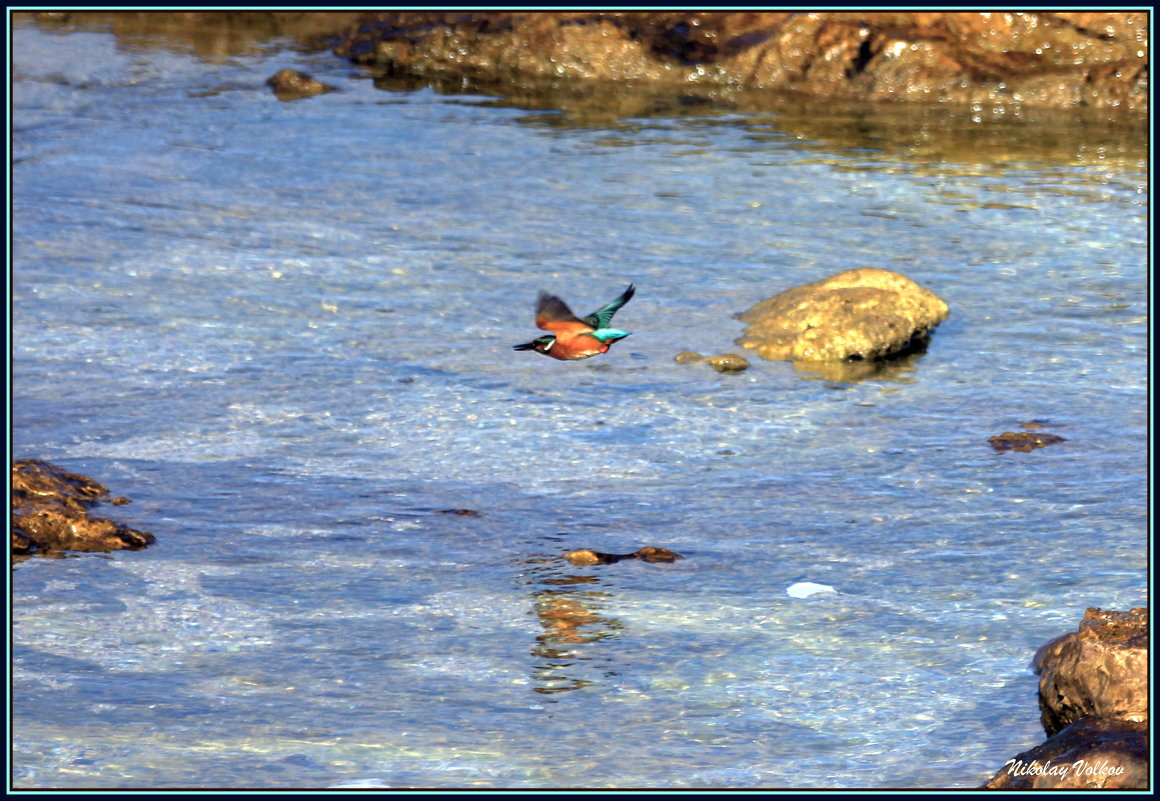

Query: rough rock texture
[
  {"left": 11, "top": 459, "right": 155, "bottom": 554},
  {"left": 735, "top": 268, "right": 949, "bottom": 362},
  {"left": 266, "top": 68, "right": 334, "bottom": 101},
  {"left": 1034, "top": 607, "right": 1149, "bottom": 735},
  {"left": 335, "top": 11, "right": 1148, "bottom": 113},
  {"left": 984, "top": 608, "right": 1149, "bottom": 789},
  {"left": 705, "top": 354, "right": 751, "bottom": 373},
  {"left": 984, "top": 717, "right": 1149, "bottom": 789}
]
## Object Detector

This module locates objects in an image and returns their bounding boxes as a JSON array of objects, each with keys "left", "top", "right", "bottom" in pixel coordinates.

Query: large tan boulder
[{"left": 734, "top": 268, "right": 949, "bottom": 363}]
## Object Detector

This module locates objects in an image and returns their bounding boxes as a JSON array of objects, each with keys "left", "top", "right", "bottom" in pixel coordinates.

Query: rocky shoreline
[
  {"left": 336, "top": 11, "right": 1147, "bottom": 115},
  {"left": 24, "top": 11, "right": 1147, "bottom": 116}
]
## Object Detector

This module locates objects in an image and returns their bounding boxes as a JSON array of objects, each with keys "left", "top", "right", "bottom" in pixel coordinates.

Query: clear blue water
[{"left": 11, "top": 22, "right": 1148, "bottom": 789}]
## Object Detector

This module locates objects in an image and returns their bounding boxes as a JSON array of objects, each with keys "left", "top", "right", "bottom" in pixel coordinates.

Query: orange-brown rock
[
  {"left": 266, "top": 68, "right": 333, "bottom": 101},
  {"left": 735, "top": 268, "right": 949, "bottom": 363},
  {"left": 564, "top": 546, "right": 684, "bottom": 566},
  {"left": 11, "top": 459, "right": 155, "bottom": 554},
  {"left": 632, "top": 546, "right": 683, "bottom": 563},
  {"left": 334, "top": 12, "right": 1147, "bottom": 113},
  {"left": 24, "top": 12, "right": 1146, "bottom": 113},
  {"left": 707, "top": 354, "right": 750, "bottom": 374}
]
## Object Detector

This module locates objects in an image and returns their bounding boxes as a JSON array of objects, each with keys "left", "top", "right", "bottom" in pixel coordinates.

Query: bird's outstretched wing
[
  {"left": 582, "top": 283, "right": 635, "bottom": 330},
  {"left": 535, "top": 292, "right": 594, "bottom": 337}
]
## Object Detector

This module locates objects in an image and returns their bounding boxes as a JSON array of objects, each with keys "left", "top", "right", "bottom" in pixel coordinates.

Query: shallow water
[{"left": 10, "top": 21, "right": 1148, "bottom": 790}]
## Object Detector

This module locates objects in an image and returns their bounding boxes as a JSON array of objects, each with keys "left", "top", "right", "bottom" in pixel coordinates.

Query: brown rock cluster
[
  {"left": 984, "top": 608, "right": 1149, "bottom": 789},
  {"left": 735, "top": 268, "right": 949, "bottom": 363},
  {"left": 11, "top": 459, "right": 155, "bottom": 555},
  {"left": 335, "top": 11, "right": 1147, "bottom": 113}
]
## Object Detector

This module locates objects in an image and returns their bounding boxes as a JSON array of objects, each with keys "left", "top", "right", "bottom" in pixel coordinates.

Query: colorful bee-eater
[{"left": 513, "top": 283, "right": 635, "bottom": 360}]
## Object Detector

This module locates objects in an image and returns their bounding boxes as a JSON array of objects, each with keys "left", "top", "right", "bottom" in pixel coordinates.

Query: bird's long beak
[{"left": 512, "top": 341, "right": 536, "bottom": 351}]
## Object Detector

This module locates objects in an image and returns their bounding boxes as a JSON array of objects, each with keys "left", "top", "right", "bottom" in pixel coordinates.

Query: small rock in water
[
  {"left": 675, "top": 351, "right": 749, "bottom": 373},
  {"left": 564, "top": 549, "right": 617, "bottom": 566},
  {"left": 736, "top": 268, "right": 949, "bottom": 362},
  {"left": 706, "top": 353, "right": 750, "bottom": 373},
  {"left": 632, "top": 546, "right": 683, "bottom": 563},
  {"left": 787, "top": 581, "right": 837, "bottom": 598},
  {"left": 266, "top": 69, "right": 334, "bottom": 101},
  {"left": 989, "top": 431, "right": 1066, "bottom": 452},
  {"left": 564, "top": 546, "right": 684, "bottom": 566}
]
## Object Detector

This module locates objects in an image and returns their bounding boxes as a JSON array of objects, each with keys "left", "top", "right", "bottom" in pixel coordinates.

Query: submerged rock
[
  {"left": 334, "top": 11, "right": 1147, "bottom": 113},
  {"left": 984, "top": 608, "right": 1149, "bottom": 789},
  {"left": 989, "top": 431, "right": 1067, "bottom": 452},
  {"left": 564, "top": 546, "right": 684, "bottom": 566},
  {"left": 11, "top": 459, "right": 155, "bottom": 555},
  {"left": 266, "top": 68, "right": 334, "bottom": 101},
  {"left": 735, "top": 268, "right": 949, "bottom": 363},
  {"left": 438, "top": 508, "right": 482, "bottom": 517},
  {"left": 706, "top": 354, "right": 750, "bottom": 373},
  {"left": 674, "top": 351, "right": 750, "bottom": 373}
]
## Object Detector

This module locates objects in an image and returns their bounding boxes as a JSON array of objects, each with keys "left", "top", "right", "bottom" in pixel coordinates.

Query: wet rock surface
[
  {"left": 985, "top": 717, "right": 1148, "bottom": 789},
  {"left": 334, "top": 11, "right": 1147, "bottom": 113},
  {"left": 564, "top": 546, "right": 684, "bottom": 566},
  {"left": 706, "top": 354, "right": 751, "bottom": 374},
  {"left": 1034, "top": 607, "right": 1148, "bottom": 735},
  {"left": 21, "top": 11, "right": 1148, "bottom": 131},
  {"left": 735, "top": 268, "right": 949, "bottom": 363},
  {"left": 984, "top": 608, "right": 1149, "bottom": 789},
  {"left": 989, "top": 430, "right": 1067, "bottom": 452},
  {"left": 266, "top": 68, "right": 334, "bottom": 101},
  {"left": 673, "top": 352, "right": 750, "bottom": 373},
  {"left": 11, "top": 459, "right": 155, "bottom": 555}
]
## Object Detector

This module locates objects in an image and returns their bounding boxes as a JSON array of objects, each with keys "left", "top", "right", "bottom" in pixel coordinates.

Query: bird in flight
[{"left": 513, "top": 283, "right": 635, "bottom": 360}]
